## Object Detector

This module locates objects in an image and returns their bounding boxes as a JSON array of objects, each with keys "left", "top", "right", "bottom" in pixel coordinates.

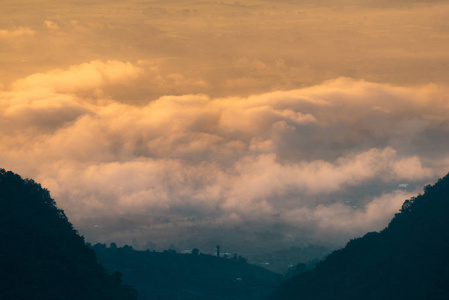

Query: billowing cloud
[{"left": 1, "top": 61, "right": 448, "bottom": 250}]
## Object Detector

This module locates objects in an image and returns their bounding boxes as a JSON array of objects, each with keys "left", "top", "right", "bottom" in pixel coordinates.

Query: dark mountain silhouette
[
  {"left": 0, "top": 169, "right": 138, "bottom": 300},
  {"left": 267, "top": 173, "right": 449, "bottom": 300},
  {"left": 93, "top": 243, "right": 282, "bottom": 300}
]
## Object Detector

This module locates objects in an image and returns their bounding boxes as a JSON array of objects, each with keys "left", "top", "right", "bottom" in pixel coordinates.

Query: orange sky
[{"left": 1, "top": 0, "right": 449, "bottom": 250}]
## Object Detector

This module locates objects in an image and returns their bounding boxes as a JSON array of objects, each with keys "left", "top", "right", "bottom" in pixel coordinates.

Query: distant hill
[
  {"left": 267, "top": 173, "right": 449, "bottom": 299},
  {"left": 0, "top": 169, "right": 138, "bottom": 300},
  {"left": 93, "top": 243, "right": 282, "bottom": 300},
  {"left": 247, "top": 245, "right": 328, "bottom": 275}
]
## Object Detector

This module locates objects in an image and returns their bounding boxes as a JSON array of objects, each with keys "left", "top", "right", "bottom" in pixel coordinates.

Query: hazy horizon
[{"left": 1, "top": 0, "right": 449, "bottom": 254}]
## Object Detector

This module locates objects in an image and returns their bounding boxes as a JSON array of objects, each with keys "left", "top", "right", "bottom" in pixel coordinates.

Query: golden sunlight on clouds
[
  {"left": 12, "top": 60, "right": 142, "bottom": 93},
  {"left": 1, "top": 60, "right": 448, "bottom": 246},
  {"left": 1, "top": 0, "right": 449, "bottom": 99},
  {"left": 0, "top": 27, "right": 35, "bottom": 38},
  {"left": 1, "top": 0, "right": 449, "bottom": 248}
]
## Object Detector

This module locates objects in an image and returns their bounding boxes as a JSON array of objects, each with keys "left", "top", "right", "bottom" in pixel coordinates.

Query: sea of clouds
[{"left": 1, "top": 60, "right": 448, "bottom": 249}]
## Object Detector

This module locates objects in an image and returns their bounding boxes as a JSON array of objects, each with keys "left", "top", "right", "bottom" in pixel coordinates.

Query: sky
[{"left": 1, "top": 0, "right": 449, "bottom": 253}]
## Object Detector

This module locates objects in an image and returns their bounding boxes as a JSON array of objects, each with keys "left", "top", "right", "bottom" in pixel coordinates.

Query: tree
[{"left": 0, "top": 169, "right": 138, "bottom": 300}]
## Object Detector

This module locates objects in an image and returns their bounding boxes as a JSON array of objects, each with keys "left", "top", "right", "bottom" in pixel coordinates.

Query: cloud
[
  {"left": 2, "top": 0, "right": 449, "bottom": 253},
  {"left": 3, "top": 1, "right": 449, "bottom": 104},
  {"left": 0, "top": 27, "right": 35, "bottom": 38},
  {"left": 1, "top": 64, "right": 449, "bottom": 248},
  {"left": 12, "top": 60, "right": 143, "bottom": 93},
  {"left": 283, "top": 190, "right": 416, "bottom": 242},
  {"left": 0, "top": 89, "right": 91, "bottom": 132},
  {"left": 43, "top": 20, "right": 59, "bottom": 30}
]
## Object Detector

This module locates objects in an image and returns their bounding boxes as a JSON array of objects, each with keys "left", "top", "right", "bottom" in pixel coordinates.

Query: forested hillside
[
  {"left": 0, "top": 169, "right": 137, "bottom": 300},
  {"left": 268, "top": 173, "right": 449, "bottom": 299}
]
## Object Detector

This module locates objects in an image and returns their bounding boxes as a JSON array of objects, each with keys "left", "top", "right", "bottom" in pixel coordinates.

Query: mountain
[
  {"left": 0, "top": 169, "right": 138, "bottom": 300},
  {"left": 267, "top": 173, "right": 449, "bottom": 300},
  {"left": 93, "top": 243, "right": 282, "bottom": 300}
]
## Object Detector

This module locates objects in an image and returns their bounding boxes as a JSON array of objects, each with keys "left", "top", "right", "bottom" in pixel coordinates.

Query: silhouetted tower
[{"left": 216, "top": 245, "right": 220, "bottom": 257}]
